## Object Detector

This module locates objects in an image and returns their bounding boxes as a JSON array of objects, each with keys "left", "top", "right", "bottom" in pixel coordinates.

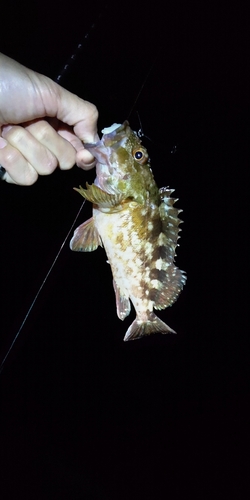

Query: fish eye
[
  {"left": 135, "top": 151, "right": 143, "bottom": 159},
  {"left": 133, "top": 147, "right": 148, "bottom": 165}
]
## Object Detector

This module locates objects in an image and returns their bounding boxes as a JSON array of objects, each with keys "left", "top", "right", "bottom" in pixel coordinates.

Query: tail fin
[{"left": 123, "top": 313, "right": 176, "bottom": 342}]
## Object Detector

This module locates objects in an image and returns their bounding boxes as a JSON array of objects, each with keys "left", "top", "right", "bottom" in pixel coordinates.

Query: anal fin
[
  {"left": 70, "top": 217, "right": 102, "bottom": 252},
  {"left": 113, "top": 280, "right": 131, "bottom": 320}
]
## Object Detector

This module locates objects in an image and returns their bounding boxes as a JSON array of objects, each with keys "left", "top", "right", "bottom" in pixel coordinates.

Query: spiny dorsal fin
[
  {"left": 146, "top": 187, "right": 186, "bottom": 309},
  {"left": 159, "top": 186, "right": 183, "bottom": 262},
  {"left": 70, "top": 217, "right": 102, "bottom": 252}
]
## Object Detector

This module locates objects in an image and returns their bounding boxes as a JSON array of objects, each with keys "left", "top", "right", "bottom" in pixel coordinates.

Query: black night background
[{"left": 0, "top": 1, "right": 249, "bottom": 498}]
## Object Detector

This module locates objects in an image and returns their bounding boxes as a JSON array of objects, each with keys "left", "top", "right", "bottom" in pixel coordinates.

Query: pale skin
[{"left": 0, "top": 53, "right": 99, "bottom": 185}]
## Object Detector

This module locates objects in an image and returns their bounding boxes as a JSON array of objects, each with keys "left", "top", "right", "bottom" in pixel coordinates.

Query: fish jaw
[
  {"left": 84, "top": 128, "right": 126, "bottom": 167},
  {"left": 83, "top": 123, "right": 126, "bottom": 168},
  {"left": 84, "top": 133, "right": 128, "bottom": 195}
]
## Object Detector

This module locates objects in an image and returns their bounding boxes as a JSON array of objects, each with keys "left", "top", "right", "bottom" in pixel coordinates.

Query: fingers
[
  {"left": 57, "top": 128, "right": 98, "bottom": 169},
  {"left": 25, "top": 120, "right": 76, "bottom": 170},
  {"left": 0, "top": 121, "right": 77, "bottom": 184},
  {"left": 75, "top": 149, "right": 97, "bottom": 170},
  {"left": 0, "top": 66, "right": 99, "bottom": 184},
  {"left": 55, "top": 83, "right": 99, "bottom": 143},
  {"left": 73, "top": 101, "right": 99, "bottom": 144},
  {"left": 55, "top": 85, "right": 99, "bottom": 168},
  {"left": 0, "top": 139, "right": 38, "bottom": 185}
]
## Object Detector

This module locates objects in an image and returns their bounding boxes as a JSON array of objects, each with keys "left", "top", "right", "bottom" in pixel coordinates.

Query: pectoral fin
[
  {"left": 70, "top": 217, "right": 102, "bottom": 252},
  {"left": 74, "top": 184, "right": 124, "bottom": 209}
]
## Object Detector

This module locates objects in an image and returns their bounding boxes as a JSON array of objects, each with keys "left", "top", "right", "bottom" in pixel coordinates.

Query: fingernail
[{"left": 0, "top": 137, "right": 7, "bottom": 149}]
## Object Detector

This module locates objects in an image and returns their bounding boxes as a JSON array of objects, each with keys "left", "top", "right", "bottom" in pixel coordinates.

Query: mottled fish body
[{"left": 70, "top": 122, "right": 186, "bottom": 341}]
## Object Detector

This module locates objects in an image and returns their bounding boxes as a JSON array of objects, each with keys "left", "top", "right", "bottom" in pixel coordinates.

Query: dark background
[{"left": 0, "top": 1, "right": 249, "bottom": 498}]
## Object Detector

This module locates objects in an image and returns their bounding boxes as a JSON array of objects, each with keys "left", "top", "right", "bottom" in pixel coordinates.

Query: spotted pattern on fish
[{"left": 70, "top": 122, "right": 186, "bottom": 341}]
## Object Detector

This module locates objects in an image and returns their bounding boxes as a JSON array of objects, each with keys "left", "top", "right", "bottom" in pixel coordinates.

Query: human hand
[{"left": 0, "top": 53, "right": 98, "bottom": 185}]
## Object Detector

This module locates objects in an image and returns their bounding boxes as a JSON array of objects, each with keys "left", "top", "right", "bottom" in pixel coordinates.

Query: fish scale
[{"left": 70, "top": 122, "right": 186, "bottom": 341}]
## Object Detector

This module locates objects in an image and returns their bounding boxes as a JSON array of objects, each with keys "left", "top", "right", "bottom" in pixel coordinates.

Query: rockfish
[{"left": 70, "top": 122, "right": 186, "bottom": 341}]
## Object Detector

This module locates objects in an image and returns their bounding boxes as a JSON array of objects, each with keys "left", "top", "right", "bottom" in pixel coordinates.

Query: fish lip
[
  {"left": 84, "top": 124, "right": 128, "bottom": 165},
  {"left": 84, "top": 139, "right": 103, "bottom": 152},
  {"left": 84, "top": 141, "right": 112, "bottom": 165},
  {"left": 83, "top": 123, "right": 124, "bottom": 152}
]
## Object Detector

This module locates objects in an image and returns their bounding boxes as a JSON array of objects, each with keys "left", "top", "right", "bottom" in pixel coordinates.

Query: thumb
[{"left": 56, "top": 84, "right": 99, "bottom": 143}]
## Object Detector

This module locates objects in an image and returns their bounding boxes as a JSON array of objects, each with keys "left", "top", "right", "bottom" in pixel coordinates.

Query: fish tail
[{"left": 123, "top": 313, "right": 176, "bottom": 342}]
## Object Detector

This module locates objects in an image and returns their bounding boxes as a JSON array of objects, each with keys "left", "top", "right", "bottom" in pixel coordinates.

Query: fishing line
[
  {"left": 0, "top": 6, "right": 111, "bottom": 373},
  {"left": 1, "top": 6, "right": 157, "bottom": 372},
  {"left": 0, "top": 200, "right": 85, "bottom": 374},
  {"left": 1, "top": 2, "right": 121, "bottom": 374},
  {"left": 127, "top": 61, "right": 156, "bottom": 120}
]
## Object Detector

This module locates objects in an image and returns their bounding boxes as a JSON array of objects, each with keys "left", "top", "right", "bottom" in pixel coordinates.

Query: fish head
[{"left": 84, "top": 121, "right": 158, "bottom": 204}]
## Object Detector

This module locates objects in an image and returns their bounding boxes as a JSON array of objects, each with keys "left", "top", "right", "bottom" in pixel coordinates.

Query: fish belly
[{"left": 93, "top": 206, "right": 153, "bottom": 315}]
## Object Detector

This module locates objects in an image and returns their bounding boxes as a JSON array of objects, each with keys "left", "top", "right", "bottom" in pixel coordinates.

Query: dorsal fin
[
  {"left": 149, "top": 263, "right": 186, "bottom": 310},
  {"left": 159, "top": 186, "right": 183, "bottom": 262},
  {"left": 147, "top": 187, "right": 186, "bottom": 309}
]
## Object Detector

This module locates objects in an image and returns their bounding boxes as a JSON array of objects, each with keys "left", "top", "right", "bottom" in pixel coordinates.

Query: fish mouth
[
  {"left": 83, "top": 140, "right": 111, "bottom": 165},
  {"left": 84, "top": 122, "right": 132, "bottom": 193},
  {"left": 84, "top": 122, "right": 129, "bottom": 165}
]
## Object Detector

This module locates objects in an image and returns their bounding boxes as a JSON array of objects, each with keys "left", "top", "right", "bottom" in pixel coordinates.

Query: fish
[{"left": 70, "top": 121, "right": 186, "bottom": 341}]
